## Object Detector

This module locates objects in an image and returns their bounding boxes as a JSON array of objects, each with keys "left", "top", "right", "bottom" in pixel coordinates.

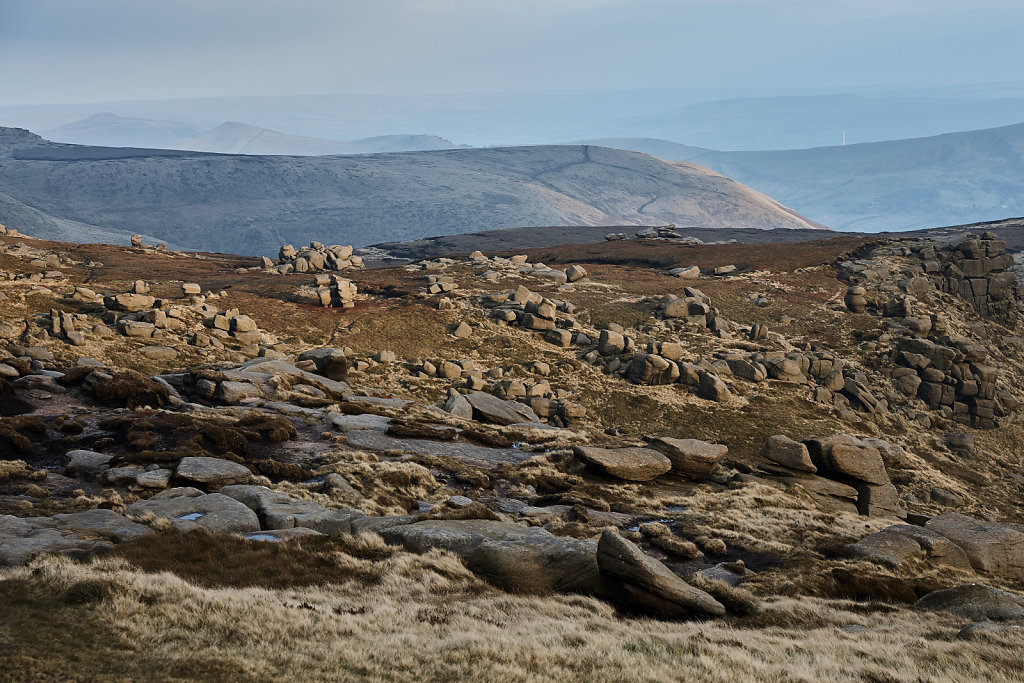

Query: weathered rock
[
  {"left": 65, "top": 449, "right": 112, "bottom": 478},
  {"left": 573, "top": 445, "right": 671, "bottom": 481},
  {"left": 216, "top": 380, "right": 263, "bottom": 404},
  {"left": 140, "top": 346, "right": 178, "bottom": 361},
  {"left": 330, "top": 413, "right": 391, "bottom": 432},
  {"left": 124, "top": 487, "right": 260, "bottom": 534},
  {"left": 175, "top": 457, "right": 252, "bottom": 488},
  {"left": 670, "top": 266, "right": 700, "bottom": 279},
  {"left": 847, "top": 524, "right": 971, "bottom": 569},
  {"left": 135, "top": 468, "right": 173, "bottom": 488},
  {"left": 220, "top": 485, "right": 363, "bottom": 534},
  {"left": 598, "top": 329, "right": 625, "bottom": 356},
  {"left": 565, "top": 264, "right": 588, "bottom": 282},
  {"left": 443, "top": 392, "right": 474, "bottom": 419},
  {"left": 697, "top": 372, "right": 730, "bottom": 401},
  {"left": 105, "top": 293, "right": 155, "bottom": 311},
  {"left": 0, "top": 516, "right": 115, "bottom": 567},
  {"left": 380, "top": 519, "right": 600, "bottom": 593},
  {"left": 596, "top": 528, "right": 725, "bottom": 619},
  {"left": 46, "top": 509, "right": 152, "bottom": 543},
  {"left": 916, "top": 584, "right": 1024, "bottom": 621},
  {"left": 761, "top": 435, "right": 815, "bottom": 472},
  {"left": 464, "top": 392, "right": 539, "bottom": 425},
  {"left": 626, "top": 354, "right": 679, "bottom": 385},
  {"left": 647, "top": 437, "right": 727, "bottom": 478},
  {"left": 728, "top": 358, "right": 768, "bottom": 382},
  {"left": 819, "top": 440, "right": 889, "bottom": 485},
  {"left": 925, "top": 512, "right": 1024, "bottom": 579}
]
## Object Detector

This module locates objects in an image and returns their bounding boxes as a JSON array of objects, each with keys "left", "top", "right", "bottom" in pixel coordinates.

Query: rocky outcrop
[
  {"left": 175, "top": 457, "right": 252, "bottom": 489},
  {"left": 804, "top": 435, "right": 904, "bottom": 518},
  {"left": 267, "top": 242, "right": 364, "bottom": 275},
  {"left": 849, "top": 512, "right": 1024, "bottom": 581},
  {"left": 0, "top": 509, "right": 151, "bottom": 567},
  {"left": 758, "top": 434, "right": 904, "bottom": 518},
  {"left": 464, "top": 392, "right": 539, "bottom": 425}
]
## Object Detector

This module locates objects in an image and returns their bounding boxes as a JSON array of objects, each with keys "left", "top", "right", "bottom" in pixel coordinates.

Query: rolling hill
[
  {"left": 177, "top": 122, "right": 462, "bottom": 155},
  {"left": 0, "top": 127, "right": 824, "bottom": 255},
  {"left": 42, "top": 112, "right": 208, "bottom": 149},
  {"left": 585, "top": 122, "right": 1024, "bottom": 232}
]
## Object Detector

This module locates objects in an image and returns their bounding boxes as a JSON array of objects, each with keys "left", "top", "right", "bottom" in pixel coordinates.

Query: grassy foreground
[{"left": 1, "top": 536, "right": 1021, "bottom": 683}]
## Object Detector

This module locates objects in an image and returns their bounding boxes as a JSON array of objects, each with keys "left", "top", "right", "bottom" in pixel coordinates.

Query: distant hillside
[
  {"left": 0, "top": 190, "right": 175, "bottom": 247},
  {"left": 178, "top": 122, "right": 463, "bottom": 155},
  {"left": 0, "top": 127, "right": 823, "bottom": 255},
  {"left": 611, "top": 93, "right": 1024, "bottom": 150},
  {"left": 42, "top": 113, "right": 207, "bottom": 149},
  {"left": 585, "top": 122, "right": 1024, "bottom": 232}
]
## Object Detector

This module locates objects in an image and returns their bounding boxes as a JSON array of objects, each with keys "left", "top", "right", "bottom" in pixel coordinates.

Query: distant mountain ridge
[
  {"left": 0, "top": 127, "right": 823, "bottom": 255},
  {"left": 177, "top": 122, "right": 463, "bottom": 155},
  {"left": 42, "top": 113, "right": 208, "bottom": 150},
  {"left": 583, "top": 122, "right": 1024, "bottom": 232}
]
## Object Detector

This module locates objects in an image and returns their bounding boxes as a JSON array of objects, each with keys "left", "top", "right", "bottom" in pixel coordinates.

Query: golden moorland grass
[{"left": 2, "top": 547, "right": 1022, "bottom": 683}]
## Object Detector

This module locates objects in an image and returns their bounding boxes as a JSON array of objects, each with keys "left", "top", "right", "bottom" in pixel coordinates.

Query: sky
[{"left": 1, "top": 0, "right": 1023, "bottom": 104}]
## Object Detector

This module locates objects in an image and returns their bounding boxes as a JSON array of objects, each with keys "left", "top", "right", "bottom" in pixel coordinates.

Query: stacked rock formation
[
  {"left": 658, "top": 288, "right": 723, "bottom": 332},
  {"left": 265, "top": 242, "right": 364, "bottom": 274},
  {"left": 313, "top": 274, "right": 357, "bottom": 308},
  {"left": 893, "top": 334, "right": 1009, "bottom": 428},
  {"left": 759, "top": 434, "right": 904, "bottom": 518},
  {"left": 842, "top": 232, "right": 1020, "bottom": 324},
  {"left": 924, "top": 232, "right": 1019, "bottom": 323},
  {"left": 484, "top": 284, "right": 578, "bottom": 337},
  {"left": 424, "top": 275, "right": 458, "bottom": 295},
  {"left": 206, "top": 309, "right": 262, "bottom": 345}
]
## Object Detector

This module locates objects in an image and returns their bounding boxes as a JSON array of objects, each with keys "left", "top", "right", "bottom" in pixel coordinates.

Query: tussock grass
[{"left": 2, "top": 553, "right": 1023, "bottom": 682}]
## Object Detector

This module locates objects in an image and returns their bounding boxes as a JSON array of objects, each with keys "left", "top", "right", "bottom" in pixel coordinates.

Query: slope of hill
[
  {"left": 178, "top": 122, "right": 462, "bottom": 155},
  {"left": 41, "top": 112, "right": 207, "bottom": 149},
  {"left": 0, "top": 128, "right": 824, "bottom": 255},
  {"left": 0, "top": 190, "right": 175, "bottom": 247},
  {"left": 585, "top": 122, "right": 1024, "bottom": 232}
]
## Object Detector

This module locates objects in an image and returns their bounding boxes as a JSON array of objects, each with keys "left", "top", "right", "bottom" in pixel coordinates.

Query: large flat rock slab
[
  {"left": 0, "top": 510, "right": 150, "bottom": 567},
  {"left": 573, "top": 445, "right": 671, "bottom": 481},
  {"left": 464, "top": 392, "right": 539, "bottom": 425},
  {"left": 175, "top": 457, "right": 252, "bottom": 488}
]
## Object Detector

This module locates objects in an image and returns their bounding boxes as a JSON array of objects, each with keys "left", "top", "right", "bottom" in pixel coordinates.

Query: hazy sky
[{"left": 2, "top": 0, "right": 1022, "bottom": 104}]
